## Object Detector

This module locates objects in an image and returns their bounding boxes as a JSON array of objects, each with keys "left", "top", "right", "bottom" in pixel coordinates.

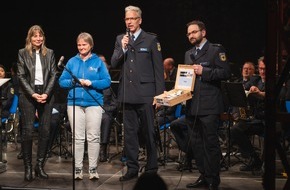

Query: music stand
[
  {"left": 108, "top": 81, "right": 125, "bottom": 163},
  {"left": 221, "top": 81, "right": 248, "bottom": 168},
  {"left": 0, "top": 78, "right": 11, "bottom": 173}
]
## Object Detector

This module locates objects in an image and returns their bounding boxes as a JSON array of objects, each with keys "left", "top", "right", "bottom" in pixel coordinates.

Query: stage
[{"left": 0, "top": 133, "right": 288, "bottom": 190}]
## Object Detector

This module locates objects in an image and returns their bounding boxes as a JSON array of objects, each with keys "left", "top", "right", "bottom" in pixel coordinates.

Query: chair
[
  {"left": 158, "top": 103, "right": 185, "bottom": 163},
  {"left": 159, "top": 104, "right": 184, "bottom": 130},
  {"left": 1, "top": 94, "right": 19, "bottom": 149}
]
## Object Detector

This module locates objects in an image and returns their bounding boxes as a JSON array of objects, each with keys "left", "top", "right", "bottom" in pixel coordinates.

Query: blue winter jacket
[{"left": 58, "top": 53, "right": 111, "bottom": 107}]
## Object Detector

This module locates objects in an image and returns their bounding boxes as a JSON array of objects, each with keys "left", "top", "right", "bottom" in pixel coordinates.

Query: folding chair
[{"left": 1, "top": 94, "right": 19, "bottom": 149}]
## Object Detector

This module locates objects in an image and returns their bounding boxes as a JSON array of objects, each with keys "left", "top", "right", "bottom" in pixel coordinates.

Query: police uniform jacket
[
  {"left": 111, "top": 30, "right": 165, "bottom": 104},
  {"left": 184, "top": 41, "right": 231, "bottom": 116}
]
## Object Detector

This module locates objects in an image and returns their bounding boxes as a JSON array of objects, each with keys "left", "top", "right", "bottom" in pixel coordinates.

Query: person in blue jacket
[{"left": 59, "top": 32, "right": 111, "bottom": 180}]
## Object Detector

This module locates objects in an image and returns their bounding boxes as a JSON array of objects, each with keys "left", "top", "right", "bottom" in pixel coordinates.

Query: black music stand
[
  {"left": 220, "top": 81, "right": 249, "bottom": 168},
  {"left": 0, "top": 78, "right": 10, "bottom": 173},
  {"left": 108, "top": 81, "right": 125, "bottom": 163},
  {"left": 46, "top": 114, "right": 72, "bottom": 159}
]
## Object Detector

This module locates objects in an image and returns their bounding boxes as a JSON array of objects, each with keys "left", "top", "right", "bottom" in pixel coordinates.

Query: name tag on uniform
[
  {"left": 200, "top": 62, "right": 210, "bottom": 66},
  {"left": 139, "top": 48, "right": 148, "bottom": 52}
]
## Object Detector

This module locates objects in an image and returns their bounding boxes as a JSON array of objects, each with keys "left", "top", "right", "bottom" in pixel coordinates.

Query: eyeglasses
[
  {"left": 124, "top": 17, "right": 140, "bottom": 22},
  {"left": 186, "top": 30, "right": 201, "bottom": 37},
  {"left": 258, "top": 67, "right": 266, "bottom": 71}
]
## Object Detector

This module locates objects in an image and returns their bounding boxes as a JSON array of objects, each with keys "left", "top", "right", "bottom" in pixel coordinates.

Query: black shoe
[
  {"left": 99, "top": 153, "right": 108, "bottom": 162},
  {"left": 99, "top": 144, "right": 108, "bottom": 162},
  {"left": 186, "top": 175, "right": 207, "bottom": 188},
  {"left": 119, "top": 172, "right": 138, "bottom": 182},
  {"left": 208, "top": 184, "right": 219, "bottom": 190}
]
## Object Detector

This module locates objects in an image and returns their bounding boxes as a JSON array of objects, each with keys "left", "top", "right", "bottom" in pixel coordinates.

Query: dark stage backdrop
[{"left": 1, "top": 0, "right": 266, "bottom": 78}]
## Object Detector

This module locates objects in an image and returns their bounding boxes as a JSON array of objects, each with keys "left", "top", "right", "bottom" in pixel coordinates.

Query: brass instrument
[{"left": 238, "top": 107, "right": 247, "bottom": 120}]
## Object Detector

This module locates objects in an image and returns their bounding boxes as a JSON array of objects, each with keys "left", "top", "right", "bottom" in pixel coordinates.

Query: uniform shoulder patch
[
  {"left": 219, "top": 53, "right": 227, "bottom": 61},
  {"left": 10, "top": 87, "right": 14, "bottom": 95},
  {"left": 157, "top": 42, "right": 161, "bottom": 51}
]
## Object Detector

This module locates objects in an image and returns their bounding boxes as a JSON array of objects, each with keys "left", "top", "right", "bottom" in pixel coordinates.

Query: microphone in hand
[
  {"left": 126, "top": 28, "right": 130, "bottom": 38},
  {"left": 125, "top": 28, "right": 132, "bottom": 49}
]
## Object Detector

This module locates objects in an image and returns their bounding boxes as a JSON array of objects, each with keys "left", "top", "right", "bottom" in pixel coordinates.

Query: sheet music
[{"left": 0, "top": 78, "right": 10, "bottom": 87}]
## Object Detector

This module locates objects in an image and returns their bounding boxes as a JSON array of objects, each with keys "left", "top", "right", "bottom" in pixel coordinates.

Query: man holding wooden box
[{"left": 184, "top": 20, "right": 231, "bottom": 190}]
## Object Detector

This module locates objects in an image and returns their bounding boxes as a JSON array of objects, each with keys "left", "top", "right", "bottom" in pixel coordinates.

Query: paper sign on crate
[{"left": 154, "top": 64, "right": 196, "bottom": 106}]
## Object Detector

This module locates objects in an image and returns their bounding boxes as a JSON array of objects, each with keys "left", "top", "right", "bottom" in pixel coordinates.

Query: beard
[{"left": 190, "top": 36, "right": 202, "bottom": 46}]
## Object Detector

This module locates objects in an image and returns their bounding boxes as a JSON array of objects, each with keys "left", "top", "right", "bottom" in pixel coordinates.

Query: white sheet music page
[{"left": 0, "top": 78, "right": 10, "bottom": 86}]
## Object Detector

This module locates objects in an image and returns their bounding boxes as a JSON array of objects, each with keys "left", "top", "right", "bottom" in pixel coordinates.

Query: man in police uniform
[
  {"left": 111, "top": 5, "right": 165, "bottom": 182},
  {"left": 184, "top": 20, "right": 231, "bottom": 190}
]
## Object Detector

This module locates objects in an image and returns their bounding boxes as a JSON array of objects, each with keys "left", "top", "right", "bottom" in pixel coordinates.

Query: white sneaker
[
  {"left": 75, "top": 168, "right": 83, "bottom": 180},
  {"left": 89, "top": 168, "right": 99, "bottom": 180}
]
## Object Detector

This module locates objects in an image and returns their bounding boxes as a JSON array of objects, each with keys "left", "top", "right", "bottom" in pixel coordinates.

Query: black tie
[
  {"left": 131, "top": 35, "right": 135, "bottom": 41},
  {"left": 129, "top": 35, "right": 135, "bottom": 46},
  {"left": 195, "top": 48, "right": 200, "bottom": 56}
]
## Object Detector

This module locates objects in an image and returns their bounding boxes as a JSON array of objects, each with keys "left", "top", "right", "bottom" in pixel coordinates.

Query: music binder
[{"left": 223, "top": 82, "right": 248, "bottom": 108}]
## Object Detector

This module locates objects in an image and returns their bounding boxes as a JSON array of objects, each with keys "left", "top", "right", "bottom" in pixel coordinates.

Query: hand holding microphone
[{"left": 121, "top": 28, "right": 131, "bottom": 49}]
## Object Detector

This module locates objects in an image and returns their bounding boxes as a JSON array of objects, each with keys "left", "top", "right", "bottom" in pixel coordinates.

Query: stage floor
[{"left": 0, "top": 136, "right": 288, "bottom": 190}]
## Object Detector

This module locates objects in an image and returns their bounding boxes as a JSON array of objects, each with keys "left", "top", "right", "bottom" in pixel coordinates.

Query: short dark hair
[
  {"left": 0, "top": 64, "right": 6, "bottom": 71},
  {"left": 186, "top": 20, "right": 206, "bottom": 31}
]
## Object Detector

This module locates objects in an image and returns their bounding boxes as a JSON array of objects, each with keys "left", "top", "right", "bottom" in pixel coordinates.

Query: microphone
[
  {"left": 126, "top": 28, "right": 133, "bottom": 49},
  {"left": 57, "top": 56, "right": 65, "bottom": 68},
  {"left": 126, "top": 28, "right": 130, "bottom": 37}
]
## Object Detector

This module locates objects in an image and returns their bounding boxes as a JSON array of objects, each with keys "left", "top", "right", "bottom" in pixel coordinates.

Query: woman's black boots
[
  {"left": 35, "top": 157, "right": 48, "bottom": 179},
  {"left": 35, "top": 139, "right": 49, "bottom": 179},
  {"left": 22, "top": 140, "right": 33, "bottom": 181}
]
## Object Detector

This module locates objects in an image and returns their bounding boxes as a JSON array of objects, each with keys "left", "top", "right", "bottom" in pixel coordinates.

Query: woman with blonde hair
[
  {"left": 17, "top": 25, "right": 57, "bottom": 181},
  {"left": 59, "top": 32, "right": 111, "bottom": 180}
]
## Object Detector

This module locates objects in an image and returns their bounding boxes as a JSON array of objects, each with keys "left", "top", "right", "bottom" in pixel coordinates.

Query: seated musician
[
  {"left": 230, "top": 61, "right": 256, "bottom": 120},
  {"left": 155, "top": 105, "right": 179, "bottom": 126},
  {"left": 0, "top": 64, "right": 15, "bottom": 119},
  {"left": 0, "top": 64, "right": 15, "bottom": 146},
  {"left": 169, "top": 114, "right": 194, "bottom": 171},
  {"left": 235, "top": 61, "right": 256, "bottom": 89},
  {"left": 230, "top": 56, "right": 265, "bottom": 172}
]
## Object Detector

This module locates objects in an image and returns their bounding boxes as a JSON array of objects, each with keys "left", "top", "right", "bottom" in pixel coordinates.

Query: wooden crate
[{"left": 154, "top": 64, "right": 196, "bottom": 106}]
